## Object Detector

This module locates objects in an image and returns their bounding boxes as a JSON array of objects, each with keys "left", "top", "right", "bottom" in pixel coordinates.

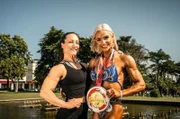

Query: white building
[
  {"left": 0, "top": 59, "right": 39, "bottom": 91},
  {"left": 25, "top": 59, "right": 39, "bottom": 90}
]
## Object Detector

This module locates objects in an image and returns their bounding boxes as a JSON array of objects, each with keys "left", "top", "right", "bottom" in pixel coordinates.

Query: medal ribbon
[{"left": 96, "top": 49, "right": 115, "bottom": 86}]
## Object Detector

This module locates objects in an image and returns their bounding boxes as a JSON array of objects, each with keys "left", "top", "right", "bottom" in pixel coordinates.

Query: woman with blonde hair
[{"left": 88, "top": 23, "right": 146, "bottom": 119}]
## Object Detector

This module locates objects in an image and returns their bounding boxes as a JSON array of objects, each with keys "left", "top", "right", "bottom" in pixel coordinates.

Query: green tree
[
  {"left": 174, "top": 62, "right": 180, "bottom": 96},
  {"left": 117, "top": 36, "right": 148, "bottom": 63},
  {"left": 147, "top": 49, "right": 178, "bottom": 96},
  {"left": 35, "top": 26, "right": 64, "bottom": 84},
  {"left": 79, "top": 37, "right": 95, "bottom": 63},
  {"left": 0, "top": 34, "right": 30, "bottom": 91},
  {"left": 175, "top": 62, "right": 180, "bottom": 83}
]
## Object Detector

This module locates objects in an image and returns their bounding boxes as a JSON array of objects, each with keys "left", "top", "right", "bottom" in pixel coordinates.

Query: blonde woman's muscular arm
[{"left": 122, "top": 55, "right": 146, "bottom": 96}]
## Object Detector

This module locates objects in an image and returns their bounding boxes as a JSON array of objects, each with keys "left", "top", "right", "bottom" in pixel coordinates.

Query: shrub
[{"left": 150, "top": 89, "right": 161, "bottom": 97}]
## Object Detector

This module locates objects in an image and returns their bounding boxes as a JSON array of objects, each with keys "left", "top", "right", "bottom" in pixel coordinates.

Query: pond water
[
  {"left": 123, "top": 103, "right": 180, "bottom": 119},
  {"left": 0, "top": 102, "right": 179, "bottom": 119}
]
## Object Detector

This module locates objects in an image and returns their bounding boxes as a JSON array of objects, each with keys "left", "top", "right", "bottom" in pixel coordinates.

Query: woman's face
[
  {"left": 61, "top": 33, "right": 79, "bottom": 56},
  {"left": 94, "top": 30, "right": 114, "bottom": 52}
]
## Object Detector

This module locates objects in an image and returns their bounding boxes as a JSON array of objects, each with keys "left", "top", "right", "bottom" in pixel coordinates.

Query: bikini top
[
  {"left": 90, "top": 53, "right": 121, "bottom": 85},
  {"left": 90, "top": 64, "right": 119, "bottom": 83}
]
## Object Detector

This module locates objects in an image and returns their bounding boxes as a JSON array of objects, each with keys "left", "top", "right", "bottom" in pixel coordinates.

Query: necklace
[{"left": 63, "top": 60, "right": 78, "bottom": 69}]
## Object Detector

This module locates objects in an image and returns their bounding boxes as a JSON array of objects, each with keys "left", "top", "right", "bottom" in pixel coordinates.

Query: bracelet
[{"left": 119, "top": 90, "right": 122, "bottom": 99}]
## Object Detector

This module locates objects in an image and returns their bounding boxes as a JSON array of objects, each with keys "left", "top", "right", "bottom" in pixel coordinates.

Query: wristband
[{"left": 119, "top": 90, "right": 122, "bottom": 99}]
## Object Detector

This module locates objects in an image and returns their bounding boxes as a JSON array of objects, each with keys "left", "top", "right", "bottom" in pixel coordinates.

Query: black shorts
[{"left": 56, "top": 103, "right": 88, "bottom": 119}]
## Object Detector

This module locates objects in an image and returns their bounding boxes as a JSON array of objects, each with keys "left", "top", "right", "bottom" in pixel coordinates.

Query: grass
[
  {"left": 0, "top": 91, "right": 180, "bottom": 102},
  {"left": 123, "top": 96, "right": 180, "bottom": 102},
  {"left": 0, "top": 91, "right": 61, "bottom": 100}
]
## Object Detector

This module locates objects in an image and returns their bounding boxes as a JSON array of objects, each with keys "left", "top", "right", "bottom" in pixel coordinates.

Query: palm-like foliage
[{"left": 146, "top": 49, "right": 179, "bottom": 96}]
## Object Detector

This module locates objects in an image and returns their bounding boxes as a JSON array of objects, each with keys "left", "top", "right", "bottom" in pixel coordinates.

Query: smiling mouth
[
  {"left": 70, "top": 49, "right": 78, "bottom": 52},
  {"left": 101, "top": 46, "right": 108, "bottom": 49}
]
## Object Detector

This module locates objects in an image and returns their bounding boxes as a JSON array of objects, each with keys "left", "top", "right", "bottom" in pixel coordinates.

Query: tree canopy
[{"left": 0, "top": 34, "right": 31, "bottom": 90}]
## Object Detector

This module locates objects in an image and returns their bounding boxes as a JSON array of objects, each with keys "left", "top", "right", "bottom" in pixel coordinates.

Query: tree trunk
[{"left": 15, "top": 79, "right": 19, "bottom": 92}]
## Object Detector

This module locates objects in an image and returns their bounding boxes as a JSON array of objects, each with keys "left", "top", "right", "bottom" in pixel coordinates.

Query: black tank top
[{"left": 59, "top": 62, "right": 87, "bottom": 99}]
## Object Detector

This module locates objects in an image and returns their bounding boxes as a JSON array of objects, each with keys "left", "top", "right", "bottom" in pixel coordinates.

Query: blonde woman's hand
[
  {"left": 118, "top": 50, "right": 123, "bottom": 54},
  {"left": 107, "top": 88, "right": 120, "bottom": 99}
]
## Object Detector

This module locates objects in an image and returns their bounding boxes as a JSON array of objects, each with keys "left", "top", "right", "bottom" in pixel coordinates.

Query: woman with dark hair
[{"left": 40, "top": 32, "right": 88, "bottom": 119}]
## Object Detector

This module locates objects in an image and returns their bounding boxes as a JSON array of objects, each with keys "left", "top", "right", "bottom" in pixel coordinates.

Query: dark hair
[
  {"left": 60, "top": 32, "right": 79, "bottom": 44},
  {"left": 59, "top": 32, "right": 79, "bottom": 61}
]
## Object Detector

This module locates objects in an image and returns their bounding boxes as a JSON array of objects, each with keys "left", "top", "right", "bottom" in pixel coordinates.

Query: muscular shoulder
[
  {"left": 88, "top": 58, "right": 98, "bottom": 69},
  {"left": 120, "top": 54, "right": 137, "bottom": 69},
  {"left": 51, "top": 63, "right": 65, "bottom": 72},
  {"left": 48, "top": 63, "right": 66, "bottom": 80}
]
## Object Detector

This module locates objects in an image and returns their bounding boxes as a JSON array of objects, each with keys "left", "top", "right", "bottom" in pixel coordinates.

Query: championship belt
[
  {"left": 86, "top": 86, "right": 111, "bottom": 113},
  {"left": 87, "top": 49, "right": 115, "bottom": 112}
]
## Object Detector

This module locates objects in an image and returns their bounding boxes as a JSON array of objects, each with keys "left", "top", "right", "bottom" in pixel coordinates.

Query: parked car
[
  {"left": 10, "top": 88, "right": 26, "bottom": 92},
  {"left": 28, "top": 88, "right": 39, "bottom": 92},
  {"left": 18, "top": 88, "right": 25, "bottom": 92}
]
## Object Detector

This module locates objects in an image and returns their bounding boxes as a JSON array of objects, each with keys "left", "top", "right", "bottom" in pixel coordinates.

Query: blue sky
[{"left": 0, "top": 0, "right": 180, "bottom": 62}]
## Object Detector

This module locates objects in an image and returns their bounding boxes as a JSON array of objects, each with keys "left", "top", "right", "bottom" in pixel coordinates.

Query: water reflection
[
  {"left": 0, "top": 103, "right": 41, "bottom": 119},
  {"left": 123, "top": 103, "right": 180, "bottom": 119},
  {"left": 0, "top": 102, "right": 179, "bottom": 119}
]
